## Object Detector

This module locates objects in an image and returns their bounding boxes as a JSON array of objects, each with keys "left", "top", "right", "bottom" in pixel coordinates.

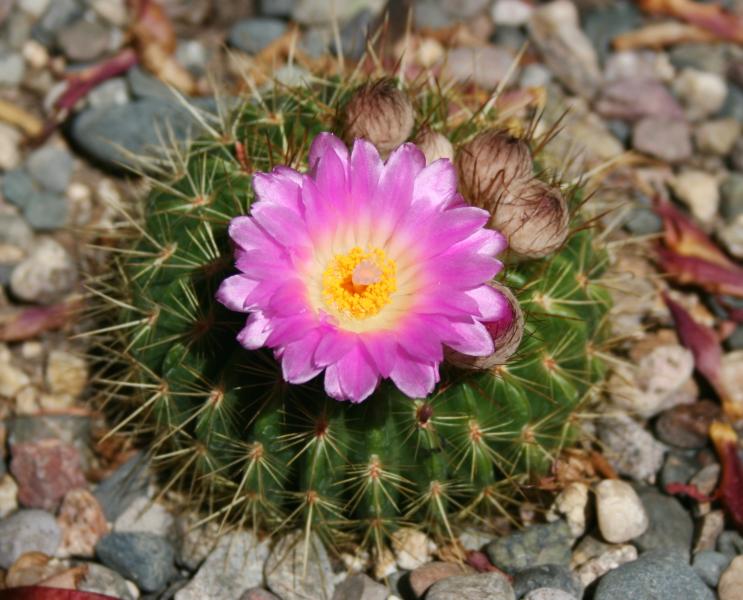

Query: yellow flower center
[{"left": 322, "top": 247, "right": 397, "bottom": 320}]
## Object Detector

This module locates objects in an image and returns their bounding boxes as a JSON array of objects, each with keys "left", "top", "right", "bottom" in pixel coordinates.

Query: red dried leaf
[
  {"left": 638, "top": 0, "right": 743, "bottom": 43},
  {"left": 664, "top": 482, "right": 715, "bottom": 502},
  {"left": 0, "top": 300, "right": 80, "bottom": 342},
  {"left": 710, "top": 422, "right": 743, "bottom": 533},
  {"left": 128, "top": 0, "right": 177, "bottom": 55},
  {"left": 465, "top": 550, "right": 512, "bottom": 580},
  {"left": 0, "top": 588, "right": 118, "bottom": 600}
]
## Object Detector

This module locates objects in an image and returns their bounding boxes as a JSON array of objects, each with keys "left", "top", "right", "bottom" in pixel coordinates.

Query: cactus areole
[{"left": 98, "top": 78, "right": 611, "bottom": 548}]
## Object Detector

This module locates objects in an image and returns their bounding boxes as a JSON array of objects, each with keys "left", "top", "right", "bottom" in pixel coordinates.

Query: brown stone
[
  {"left": 409, "top": 561, "right": 475, "bottom": 598},
  {"left": 654, "top": 400, "right": 721, "bottom": 449},
  {"left": 10, "top": 439, "right": 87, "bottom": 511},
  {"left": 57, "top": 489, "right": 109, "bottom": 557}
]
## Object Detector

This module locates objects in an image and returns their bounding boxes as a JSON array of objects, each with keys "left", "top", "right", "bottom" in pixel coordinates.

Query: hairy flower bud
[
  {"left": 492, "top": 180, "right": 570, "bottom": 258},
  {"left": 342, "top": 79, "right": 415, "bottom": 157},
  {"left": 414, "top": 128, "right": 454, "bottom": 164},
  {"left": 456, "top": 130, "right": 533, "bottom": 199},
  {"left": 446, "top": 282, "right": 524, "bottom": 370}
]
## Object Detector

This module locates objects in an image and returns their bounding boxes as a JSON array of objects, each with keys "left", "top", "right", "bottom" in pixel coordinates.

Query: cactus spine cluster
[{"left": 94, "top": 74, "right": 610, "bottom": 551}]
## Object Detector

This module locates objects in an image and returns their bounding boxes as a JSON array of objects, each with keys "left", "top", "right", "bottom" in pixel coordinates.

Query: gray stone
[
  {"left": 56, "top": 18, "right": 111, "bottom": 62},
  {"left": 26, "top": 145, "right": 74, "bottom": 193},
  {"left": 597, "top": 414, "right": 666, "bottom": 482},
  {"left": 175, "top": 40, "right": 209, "bottom": 76},
  {"left": 721, "top": 174, "right": 743, "bottom": 222},
  {"left": 0, "top": 509, "right": 61, "bottom": 568},
  {"left": 70, "top": 98, "right": 210, "bottom": 171},
  {"left": 669, "top": 43, "right": 729, "bottom": 75},
  {"left": 96, "top": 532, "right": 176, "bottom": 593},
  {"left": 524, "top": 590, "right": 577, "bottom": 600},
  {"left": 0, "top": 52, "right": 25, "bottom": 86},
  {"left": 265, "top": 530, "right": 334, "bottom": 600},
  {"left": 445, "top": 45, "right": 516, "bottom": 89},
  {"left": 441, "top": 0, "right": 489, "bottom": 18},
  {"left": 634, "top": 488, "right": 694, "bottom": 559},
  {"left": 24, "top": 191, "right": 68, "bottom": 230},
  {"left": 299, "top": 27, "right": 330, "bottom": 58},
  {"left": 31, "top": 0, "right": 83, "bottom": 47},
  {"left": 491, "top": 26, "right": 528, "bottom": 52},
  {"left": 175, "top": 531, "right": 270, "bottom": 600},
  {"left": 594, "top": 549, "right": 715, "bottom": 600},
  {"left": 486, "top": 521, "right": 572, "bottom": 574},
  {"left": 692, "top": 550, "right": 732, "bottom": 587},
  {"left": 127, "top": 66, "right": 174, "bottom": 100},
  {"left": 0, "top": 214, "right": 34, "bottom": 262},
  {"left": 624, "top": 206, "right": 662, "bottom": 235},
  {"left": 2, "top": 169, "right": 36, "bottom": 208},
  {"left": 334, "top": 8, "right": 375, "bottom": 61},
  {"left": 240, "top": 589, "right": 281, "bottom": 600},
  {"left": 632, "top": 117, "right": 693, "bottom": 163},
  {"left": 426, "top": 572, "right": 515, "bottom": 600},
  {"left": 513, "top": 564, "right": 582, "bottom": 598},
  {"left": 291, "top": 0, "right": 385, "bottom": 25},
  {"left": 94, "top": 452, "right": 150, "bottom": 521},
  {"left": 259, "top": 0, "right": 295, "bottom": 17},
  {"left": 727, "top": 325, "right": 743, "bottom": 350},
  {"left": 87, "top": 77, "right": 130, "bottom": 108},
  {"left": 596, "top": 78, "right": 683, "bottom": 122},
  {"left": 10, "top": 236, "right": 77, "bottom": 303},
  {"left": 414, "top": 0, "right": 452, "bottom": 30},
  {"left": 720, "top": 83, "right": 743, "bottom": 122},
  {"left": 694, "top": 118, "right": 741, "bottom": 156},
  {"left": 659, "top": 451, "right": 698, "bottom": 489},
  {"left": 582, "top": 1, "right": 642, "bottom": 64},
  {"left": 8, "top": 414, "right": 92, "bottom": 468},
  {"left": 78, "top": 562, "right": 137, "bottom": 600},
  {"left": 332, "top": 573, "right": 387, "bottom": 600},
  {"left": 228, "top": 18, "right": 287, "bottom": 54},
  {"left": 717, "top": 530, "right": 743, "bottom": 558}
]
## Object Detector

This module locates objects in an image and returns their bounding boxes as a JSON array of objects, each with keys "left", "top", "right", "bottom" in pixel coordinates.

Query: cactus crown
[{"left": 91, "top": 70, "right": 611, "bottom": 553}]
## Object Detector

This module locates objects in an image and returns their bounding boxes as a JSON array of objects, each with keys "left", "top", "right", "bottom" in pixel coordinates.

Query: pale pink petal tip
[{"left": 216, "top": 132, "right": 510, "bottom": 402}]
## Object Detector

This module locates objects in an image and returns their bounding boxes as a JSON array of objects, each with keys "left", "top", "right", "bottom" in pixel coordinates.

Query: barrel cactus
[{"left": 93, "top": 73, "right": 610, "bottom": 552}]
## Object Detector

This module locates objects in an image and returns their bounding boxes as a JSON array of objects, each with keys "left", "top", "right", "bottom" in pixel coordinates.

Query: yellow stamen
[{"left": 322, "top": 247, "right": 396, "bottom": 320}]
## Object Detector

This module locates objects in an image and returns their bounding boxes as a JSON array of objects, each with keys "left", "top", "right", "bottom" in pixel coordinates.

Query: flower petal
[
  {"left": 309, "top": 132, "right": 349, "bottom": 175},
  {"left": 281, "top": 330, "right": 323, "bottom": 384},
  {"left": 237, "top": 312, "right": 271, "bottom": 349},
  {"left": 389, "top": 349, "right": 439, "bottom": 398},
  {"left": 413, "top": 158, "right": 458, "bottom": 209},
  {"left": 466, "top": 284, "right": 511, "bottom": 321},
  {"left": 216, "top": 275, "right": 258, "bottom": 313},
  {"left": 336, "top": 344, "right": 380, "bottom": 403},
  {"left": 445, "top": 320, "right": 495, "bottom": 356}
]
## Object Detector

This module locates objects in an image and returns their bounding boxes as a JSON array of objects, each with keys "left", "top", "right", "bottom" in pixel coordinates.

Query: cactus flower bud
[
  {"left": 414, "top": 128, "right": 454, "bottom": 164},
  {"left": 456, "top": 130, "right": 533, "bottom": 199},
  {"left": 446, "top": 281, "right": 524, "bottom": 370},
  {"left": 342, "top": 79, "right": 415, "bottom": 157}
]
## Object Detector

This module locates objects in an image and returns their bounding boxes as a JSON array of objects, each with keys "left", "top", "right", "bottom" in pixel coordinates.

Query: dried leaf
[
  {"left": 0, "top": 300, "right": 80, "bottom": 342},
  {"left": 638, "top": 0, "right": 743, "bottom": 43},
  {"left": 613, "top": 21, "right": 716, "bottom": 50},
  {"left": 466, "top": 551, "right": 502, "bottom": 574},
  {"left": 664, "top": 482, "right": 715, "bottom": 502},
  {"left": 710, "top": 422, "right": 743, "bottom": 532},
  {"left": 0, "top": 98, "right": 43, "bottom": 137},
  {"left": 37, "top": 567, "right": 88, "bottom": 591},
  {"left": 0, "top": 588, "right": 117, "bottom": 600}
]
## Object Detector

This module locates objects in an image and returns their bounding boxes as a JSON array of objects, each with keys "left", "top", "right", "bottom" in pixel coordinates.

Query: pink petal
[
  {"left": 350, "top": 139, "right": 383, "bottom": 203},
  {"left": 413, "top": 158, "right": 458, "bottom": 209},
  {"left": 250, "top": 203, "right": 312, "bottom": 251},
  {"left": 396, "top": 315, "right": 445, "bottom": 363},
  {"left": 336, "top": 344, "right": 380, "bottom": 403},
  {"left": 237, "top": 312, "right": 271, "bottom": 349},
  {"left": 389, "top": 349, "right": 439, "bottom": 398},
  {"left": 314, "top": 145, "right": 349, "bottom": 212},
  {"left": 361, "top": 332, "right": 397, "bottom": 378},
  {"left": 427, "top": 252, "right": 501, "bottom": 290},
  {"left": 314, "top": 328, "right": 356, "bottom": 367},
  {"left": 323, "top": 363, "right": 345, "bottom": 401},
  {"left": 264, "top": 314, "right": 317, "bottom": 347},
  {"left": 281, "top": 330, "right": 324, "bottom": 384},
  {"left": 445, "top": 320, "right": 495, "bottom": 356},
  {"left": 265, "top": 279, "right": 312, "bottom": 318},
  {"left": 466, "top": 285, "right": 511, "bottom": 321},
  {"left": 309, "top": 132, "right": 349, "bottom": 174},
  {"left": 252, "top": 169, "right": 302, "bottom": 211},
  {"left": 228, "top": 216, "right": 281, "bottom": 253},
  {"left": 215, "top": 275, "right": 259, "bottom": 312},
  {"left": 374, "top": 143, "right": 426, "bottom": 220}
]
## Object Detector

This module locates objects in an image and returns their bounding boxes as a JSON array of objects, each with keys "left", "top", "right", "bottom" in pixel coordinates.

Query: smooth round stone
[
  {"left": 26, "top": 145, "right": 74, "bottom": 193},
  {"left": 2, "top": 169, "right": 36, "bottom": 208},
  {"left": 721, "top": 174, "right": 743, "bottom": 222},
  {"left": 595, "top": 479, "right": 649, "bottom": 544},
  {"left": 486, "top": 521, "right": 572, "bottom": 574},
  {"left": 0, "top": 52, "right": 25, "bottom": 86},
  {"left": 634, "top": 489, "right": 694, "bottom": 560},
  {"left": 0, "top": 509, "right": 61, "bottom": 568},
  {"left": 632, "top": 117, "right": 692, "bottom": 163},
  {"left": 56, "top": 18, "right": 111, "bottom": 62},
  {"left": 524, "top": 589, "right": 577, "bottom": 600},
  {"left": 24, "top": 190, "right": 68, "bottom": 230},
  {"left": 409, "top": 561, "right": 473, "bottom": 598},
  {"left": 78, "top": 563, "right": 137, "bottom": 600},
  {"left": 513, "top": 564, "right": 583, "bottom": 598},
  {"left": 426, "top": 572, "right": 515, "bottom": 600},
  {"left": 332, "top": 573, "right": 387, "bottom": 600},
  {"left": 719, "top": 556, "right": 743, "bottom": 600},
  {"left": 594, "top": 549, "right": 715, "bottom": 600},
  {"left": 228, "top": 18, "right": 288, "bottom": 54},
  {"left": 9, "top": 236, "right": 77, "bottom": 303},
  {"left": 582, "top": 1, "right": 642, "bottom": 63},
  {"left": 0, "top": 214, "right": 34, "bottom": 262},
  {"left": 414, "top": 0, "right": 452, "bottom": 29},
  {"left": 717, "top": 531, "right": 743, "bottom": 558},
  {"left": 96, "top": 532, "right": 176, "bottom": 593},
  {"left": 692, "top": 550, "right": 732, "bottom": 587}
]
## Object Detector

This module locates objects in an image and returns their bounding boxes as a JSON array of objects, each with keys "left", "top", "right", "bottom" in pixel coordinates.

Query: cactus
[{"left": 93, "top": 74, "right": 611, "bottom": 552}]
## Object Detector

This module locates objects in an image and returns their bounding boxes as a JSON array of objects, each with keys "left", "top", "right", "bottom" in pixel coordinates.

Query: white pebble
[{"left": 595, "top": 479, "right": 649, "bottom": 544}]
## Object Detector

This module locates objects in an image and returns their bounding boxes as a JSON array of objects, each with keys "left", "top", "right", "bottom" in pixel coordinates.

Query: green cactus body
[{"left": 97, "top": 78, "right": 610, "bottom": 549}]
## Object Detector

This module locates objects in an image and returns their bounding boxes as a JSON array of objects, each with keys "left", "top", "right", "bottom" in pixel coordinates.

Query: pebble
[
  {"left": 8, "top": 415, "right": 92, "bottom": 469},
  {"left": 689, "top": 463, "right": 721, "bottom": 498},
  {"left": 87, "top": 77, "right": 130, "bottom": 108},
  {"left": 545, "top": 482, "right": 588, "bottom": 538},
  {"left": 426, "top": 572, "right": 515, "bottom": 600},
  {"left": 0, "top": 360, "right": 30, "bottom": 398},
  {"left": 0, "top": 52, "right": 25, "bottom": 86},
  {"left": 413, "top": 0, "right": 451, "bottom": 30},
  {"left": 659, "top": 451, "right": 698, "bottom": 489},
  {"left": 694, "top": 118, "right": 741, "bottom": 156},
  {"left": 673, "top": 68, "right": 728, "bottom": 121},
  {"left": 596, "top": 78, "right": 683, "bottom": 122},
  {"left": 669, "top": 43, "right": 728, "bottom": 75},
  {"left": 391, "top": 527, "right": 434, "bottom": 570},
  {"left": 486, "top": 520, "right": 572, "bottom": 574},
  {"left": 655, "top": 400, "right": 721, "bottom": 449},
  {"left": 0, "top": 123, "right": 22, "bottom": 170},
  {"left": 634, "top": 488, "right": 694, "bottom": 559},
  {"left": 717, "top": 531, "right": 743, "bottom": 558},
  {"left": 19, "top": 0, "right": 51, "bottom": 17},
  {"left": 31, "top": 0, "right": 82, "bottom": 46},
  {"left": 520, "top": 63, "right": 552, "bottom": 88},
  {"left": 23, "top": 190, "right": 69, "bottom": 230},
  {"left": 10, "top": 237, "right": 77, "bottom": 304},
  {"left": 719, "top": 351, "right": 743, "bottom": 413},
  {"left": 528, "top": 0, "right": 601, "bottom": 98},
  {"left": 46, "top": 349, "right": 88, "bottom": 397},
  {"left": 718, "top": 218, "right": 743, "bottom": 259},
  {"left": 582, "top": 1, "right": 641, "bottom": 63},
  {"left": 0, "top": 473, "right": 19, "bottom": 518},
  {"left": 114, "top": 496, "right": 175, "bottom": 539},
  {"left": 444, "top": 45, "right": 516, "bottom": 89},
  {"left": 175, "top": 530, "right": 269, "bottom": 600},
  {"left": 513, "top": 564, "right": 582, "bottom": 599},
  {"left": 10, "top": 438, "right": 87, "bottom": 511},
  {"left": 632, "top": 117, "right": 692, "bottom": 163},
  {"left": 26, "top": 145, "right": 74, "bottom": 194},
  {"left": 228, "top": 18, "right": 288, "bottom": 54},
  {"left": 2, "top": 169, "right": 35, "bottom": 207},
  {"left": 174, "top": 513, "right": 219, "bottom": 570},
  {"left": 56, "top": 18, "right": 111, "bottom": 62},
  {"left": 264, "top": 530, "right": 334, "bottom": 600},
  {"left": 56, "top": 488, "right": 109, "bottom": 558},
  {"left": 670, "top": 169, "right": 720, "bottom": 223},
  {"left": 291, "top": 0, "right": 385, "bottom": 25},
  {"left": 96, "top": 532, "right": 176, "bottom": 593},
  {"left": 597, "top": 414, "right": 666, "bottom": 483},
  {"left": 78, "top": 562, "right": 137, "bottom": 600},
  {"left": 332, "top": 573, "right": 388, "bottom": 600},
  {"left": 409, "top": 561, "right": 473, "bottom": 598},
  {"left": 695, "top": 510, "right": 725, "bottom": 553},
  {"left": 0, "top": 213, "right": 33, "bottom": 264},
  {"left": 524, "top": 590, "right": 577, "bottom": 600},
  {"left": 94, "top": 452, "right": 150, "bottom": 521},
  {"left": 241, "top": 589, "right": 281, "bottom": 600},
  {"left": 719, "top": 174, "right": 743, "bottom": 221},
  {"left": 604, "top": 50, "right": 674, "bottom": 83},
  {"left": 692, "top": 550, "right": 732, "bottom": 587},
  {"left": 594, "top": 549, "right": 714, "bottom": 600},
  {"left": 574, "top": 542, "right": 637, "bottom": 587},
  {"left": 719, "top": 555, "right": 743, "bottom": 600},
  {"left": 0, "top": 509, "right": 61, "bottom": 568},
  {"left": 595, "top": 479, "right": 649, "bottom": 544},
  {"left": 491, "top": 0, "right": 533, "bottom": 26}
]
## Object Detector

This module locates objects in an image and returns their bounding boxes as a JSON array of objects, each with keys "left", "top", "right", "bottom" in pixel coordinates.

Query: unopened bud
[
  {"left": 456, "top": 130, "right": 533, "bottom": 199},
  {"left": 493, "top": 180, "right": 570, "bottom": 258},
  {"left": 414, "top": 128, "right": 454, "bottom": 164},
  {"left": 446, "top": 282, "right": 524, "bottom": 370},
  {"left": 342, "top": 79, "right": 414, "bottom": 157}
]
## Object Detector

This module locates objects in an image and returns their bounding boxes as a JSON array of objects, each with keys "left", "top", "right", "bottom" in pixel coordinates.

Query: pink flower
[{"left": 217, "top": 133, "right": 510, "bottom": 403}]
